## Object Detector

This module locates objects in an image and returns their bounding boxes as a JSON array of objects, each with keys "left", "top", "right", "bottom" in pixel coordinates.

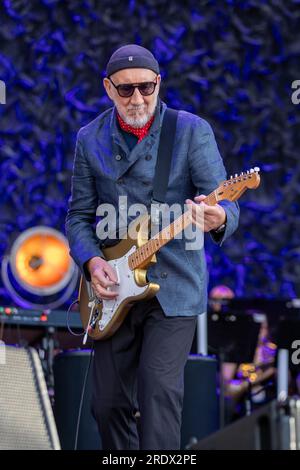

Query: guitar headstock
[{"left": 216, "top": 167, "right": 261, "bottom": 202}]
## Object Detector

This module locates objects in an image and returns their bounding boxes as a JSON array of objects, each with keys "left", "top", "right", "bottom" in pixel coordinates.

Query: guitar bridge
[{"left": 99, "top": 304, "right": 115, "bottom": 331}]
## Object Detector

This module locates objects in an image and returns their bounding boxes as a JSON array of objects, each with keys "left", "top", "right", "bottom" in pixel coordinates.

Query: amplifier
[
  {"left": 181, "top": 355, "right": 219, "bottom": 449},
  {"left": 0, "top": 306, "right": 84, "bottom": 349},
  {"left": 53, "top": 350, "right": 101, "bottom": 450},
  {"left": 0, "top": 305, "right": 82, "bottom": 329},
  {"left": 192, "top": 397, "right": 300, "bottom": 450},
  {"left": 0, "top": 346, "right": 60, "bottom": 449}
]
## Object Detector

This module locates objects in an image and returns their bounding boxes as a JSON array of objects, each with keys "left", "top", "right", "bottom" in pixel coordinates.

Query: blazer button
[
  {"left": 115, "top": 154, "right": 122, "bottom": 161},
  {"left": 160, "top": 272, "right": 168, "bottom": 279},
  {"left": 145, "top": 155, "right": 152, "bottom": 161}
]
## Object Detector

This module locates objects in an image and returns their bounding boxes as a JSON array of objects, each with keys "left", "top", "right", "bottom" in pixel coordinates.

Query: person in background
[{"left": 209, "top": 285, "right": 277, "bottom": 422}]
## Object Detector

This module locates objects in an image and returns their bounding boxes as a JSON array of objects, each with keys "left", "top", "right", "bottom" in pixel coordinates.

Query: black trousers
[{"left": 91, "top": 296, "right": 197, "bottom": 450}]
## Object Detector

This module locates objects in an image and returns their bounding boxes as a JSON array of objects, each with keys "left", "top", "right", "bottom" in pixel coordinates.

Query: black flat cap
[{"left": 106, "top": 44, "right": 159, "bottom": 77}]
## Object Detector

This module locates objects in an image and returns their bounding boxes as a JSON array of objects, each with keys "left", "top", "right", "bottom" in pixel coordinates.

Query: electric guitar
[{"left": 79, "top": 168, "right": 261, "bottom": 342}]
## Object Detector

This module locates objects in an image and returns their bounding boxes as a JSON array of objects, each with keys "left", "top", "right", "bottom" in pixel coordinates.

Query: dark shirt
[{"left": 119, "top": 126, "right": 138, "bottom": 151}]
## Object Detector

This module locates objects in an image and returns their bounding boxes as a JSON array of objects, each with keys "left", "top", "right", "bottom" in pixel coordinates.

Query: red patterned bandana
[{"left": 117, "top": 112, "right": 155, "bottom": 143}]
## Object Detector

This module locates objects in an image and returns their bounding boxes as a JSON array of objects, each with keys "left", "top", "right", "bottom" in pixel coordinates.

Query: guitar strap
[{"left": 151, "top": 108, "right": 178, "bottom": 227}]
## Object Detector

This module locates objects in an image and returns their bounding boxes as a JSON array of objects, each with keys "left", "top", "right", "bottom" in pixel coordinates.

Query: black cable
[
  {"left": 66, "top": 299, "right": 85, "bottom": 337},
  {"left": 74, "top": 343, "right": 94, "bottom": 450}
]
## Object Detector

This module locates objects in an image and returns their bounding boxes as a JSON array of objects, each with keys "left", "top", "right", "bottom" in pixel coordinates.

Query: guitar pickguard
[{"left": 98, "top": 246, "right": 148, "bottom": 331}]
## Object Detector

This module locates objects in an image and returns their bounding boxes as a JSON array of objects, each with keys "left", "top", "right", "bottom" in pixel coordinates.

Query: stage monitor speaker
[
  {"left": 181, "top": 355, "right": 219, "bottom": 449},
  {"left": 53, "top": 349, "right": 101, "bottom": 450},
  {"left": 192, "top": 399, "right": 283, "bottom": 450},
  {"left": 0, "top": 345, "right": 60, "bottom": 450}
]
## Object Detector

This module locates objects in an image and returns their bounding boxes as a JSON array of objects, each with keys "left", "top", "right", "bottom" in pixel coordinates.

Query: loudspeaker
[
  {"left": 193, "top": 399, "right": 282, "bottom": 450},
  {"left": 53, "top": 349, "right": 101, "bottom": 450},
  {"left": 181, "top": 355, "right": 219, "bottom": 449},
  {"left": 0, "top": 345, "right": 60, "bottom": 450}
]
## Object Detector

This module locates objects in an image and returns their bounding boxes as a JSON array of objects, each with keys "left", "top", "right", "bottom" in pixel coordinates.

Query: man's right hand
[{"left": 87, "top": 256, "right": 119, "bottom": 300}]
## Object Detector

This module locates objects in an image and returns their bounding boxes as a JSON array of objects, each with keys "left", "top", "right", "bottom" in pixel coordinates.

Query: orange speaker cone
[
  {"left": 15, "top": 234, "right": 71, "bottom": 288},
  {"left": 9, "top": 227, "right": 75, "bottom": 295}
]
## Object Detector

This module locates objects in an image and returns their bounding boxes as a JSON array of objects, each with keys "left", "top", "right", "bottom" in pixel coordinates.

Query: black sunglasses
[{"left": 109, "top": 77, "right": 158, "bottom": 97}]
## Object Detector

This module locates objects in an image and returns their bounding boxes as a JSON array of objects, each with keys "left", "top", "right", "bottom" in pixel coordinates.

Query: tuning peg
[
  {"left": 230, "top": 175, "right": 233, "bottom": 179},
  {"left": 241, "top": 172, "right": 244, "bottom": 175},
  {"left": 235, "top": 173, "right": 238, "bottom": 177},
  {"left": 247, "top": 170, "right": 250, "bottom": 174},
  {"left": 254, "top": 166, "right": 260, "bottom": 172},
  {"left": 250, "top": 168, "right": 254, "bottom": 173}
]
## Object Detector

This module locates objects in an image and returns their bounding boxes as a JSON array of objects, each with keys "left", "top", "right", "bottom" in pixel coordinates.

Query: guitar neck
[
  {"left": 128, "top": 191, "right": 218, "bottom": 270},
  {"left": 128, "top": 168, "right": 260, "bottom": 270}
]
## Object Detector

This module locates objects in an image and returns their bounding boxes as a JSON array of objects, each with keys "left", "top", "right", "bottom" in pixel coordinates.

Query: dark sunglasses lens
[
  {"left": 118, "top": 85, "right": 135, "bottom": 97},
  {"left": 138, "top": 82, "right": 156, "bottom": 95}
]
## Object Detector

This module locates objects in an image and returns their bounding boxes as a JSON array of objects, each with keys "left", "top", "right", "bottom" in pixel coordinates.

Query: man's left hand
[{"left": 185, "top": 194, "right": 226, "bottom": 232}]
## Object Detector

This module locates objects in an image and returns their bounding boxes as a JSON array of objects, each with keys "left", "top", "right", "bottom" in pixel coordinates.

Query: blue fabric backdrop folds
[{"left": 0, "top": 0, "right": 299, "bottom": 302}]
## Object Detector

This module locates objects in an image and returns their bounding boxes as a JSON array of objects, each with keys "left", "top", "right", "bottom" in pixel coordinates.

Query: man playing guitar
[{"left": 66, "top": 44, "right": 240, "bottom": 450}]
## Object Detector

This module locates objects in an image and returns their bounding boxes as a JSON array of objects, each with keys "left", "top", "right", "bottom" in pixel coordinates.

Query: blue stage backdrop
[{"left": 0, "top": 0, "right": 299, "bottom": 303}]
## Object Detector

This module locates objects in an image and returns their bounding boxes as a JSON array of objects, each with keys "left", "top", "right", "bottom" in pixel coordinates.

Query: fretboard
[{"left": 128, "top": 190, "right": 218, "bottom": 270}]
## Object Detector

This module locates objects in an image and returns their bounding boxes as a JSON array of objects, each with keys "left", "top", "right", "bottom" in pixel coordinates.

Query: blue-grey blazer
[{"left": 65, "top": 100, "right": 239, "bottom": 316}]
